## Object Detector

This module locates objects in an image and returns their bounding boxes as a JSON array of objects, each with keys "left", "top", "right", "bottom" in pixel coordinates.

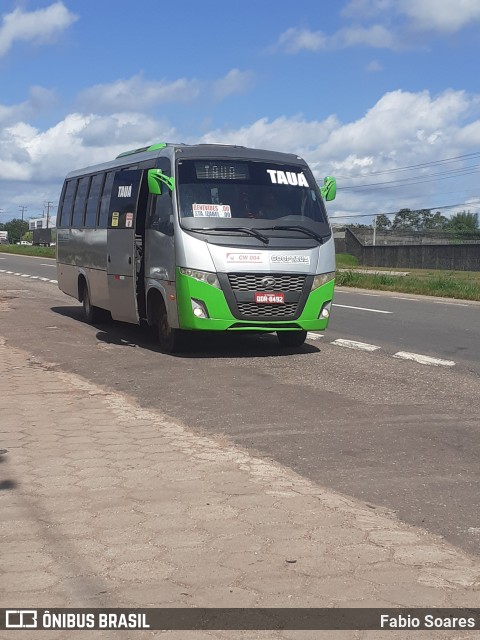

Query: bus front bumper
[{"left": 176, "top": 269, "right": 335, "bottom": 332}]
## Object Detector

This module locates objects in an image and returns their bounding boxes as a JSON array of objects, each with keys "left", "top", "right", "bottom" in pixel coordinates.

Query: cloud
[
  {"left": 79, "top": 75, "right": 201, "bottom": 112},
  {"left": 0, "top": 86, "right": 56, "bottom": 126},
  {"left": 213, "top": 69, "right": 256, "bottom": 100},
  {"left": 1, "top": 89, "right": 480, "bottom": 220},
  {"left": 274, "top": 23, "right": 398, "bottom": 53},
  {"left": 343, "top": 0, "right": 480, "bottom": 33},
  {"left": 197, "top": 89, "right": 480, "bottom": 217},
  {"left": 0, "top": 111, "right": 178, "bottom": 184},
  {"left": 333, "top": 25, "right": 396, "bottom": 48},
  {"left": 0, "top": 2, "right": 78, "bottom": 58},
  {"left": 366, "top": 59, "right": 383, "bottom": 72},
  {"left": 274, "top": 27, "right": 328, "bottom": 53},
  {"left": 198, "top": 114, "right": 339, "bottom": 157},
  {"left": 399, "top": 0, "right": 480, "bottom": 32},
  {"left": 78, "top": 69, "right": 256, "bottom": 112},
  {"left": 276, "top": 0, "right": 480, "bottom": 56}
]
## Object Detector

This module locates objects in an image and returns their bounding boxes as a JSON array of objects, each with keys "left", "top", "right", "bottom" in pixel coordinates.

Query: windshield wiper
[
  {"left": 258, "top": 225, "right": 325, "bottom": 244},
  {"left": 190, "top": 226, "right": 270, "bottom": 244}
]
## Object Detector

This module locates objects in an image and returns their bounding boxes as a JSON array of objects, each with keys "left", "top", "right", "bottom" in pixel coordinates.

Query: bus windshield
[{"left": 177, "top": 159, "right": 329, "bottom": 227}]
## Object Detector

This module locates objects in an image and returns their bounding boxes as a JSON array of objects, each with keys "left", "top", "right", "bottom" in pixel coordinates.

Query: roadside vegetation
[
  {"left": 0, "top": 244, "right": 55, "bottom": 258},
  {"left": 336, "top": 253, "right": 480, "bottom": 301}
]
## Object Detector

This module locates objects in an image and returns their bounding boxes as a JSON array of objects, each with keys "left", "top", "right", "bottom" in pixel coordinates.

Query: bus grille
[
  {"left": 237, "top": 302, "right": 298, "bottom": 317},
  {"left": 228, "top": 273, "right": 305, "bottom": 291}
]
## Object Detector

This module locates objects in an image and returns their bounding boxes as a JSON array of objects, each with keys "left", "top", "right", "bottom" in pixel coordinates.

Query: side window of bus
[
  {"left": 108, "top": 169, "right": 142, "bottom": 229},
  {"left": 72, "top": 176, "right": 91, "bottom": 228},
  {"left": 149, "top": 192, "right": 174, "bottom": 235},
  {"left": 98, "top": 172, "right": 115, "bottom": 228},
  {"left": 85, "top": 173, "right": 105, "bottom": 228},
  {"left": 59, "top": 179, "right": 78, "bottom": 228},
  {"left": 148, "top": 158, "right": 173, "bottom": 234}
]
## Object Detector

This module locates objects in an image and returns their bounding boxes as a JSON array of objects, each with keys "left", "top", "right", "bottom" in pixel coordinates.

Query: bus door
[{"left": 107, "top": 169, "right": 143, "bottom": 323}]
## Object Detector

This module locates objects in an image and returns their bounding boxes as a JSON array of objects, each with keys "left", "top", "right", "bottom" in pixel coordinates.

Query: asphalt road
[
  {"left": 0, "top": 252, "right": 58, "bottom": 281},
  {"left": 1, "top": 259, "right": 480, "bottom": 556},
  {"left": 1, "top": 252, "right": 479, "bottom": 373},
  {"left": 331, "top": 288, "right": 480, "bottom": 374}
]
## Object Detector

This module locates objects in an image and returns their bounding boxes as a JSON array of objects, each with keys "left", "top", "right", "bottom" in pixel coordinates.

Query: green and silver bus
[{"left": 56, "top": 142, "right": 336, "bottom": 352}]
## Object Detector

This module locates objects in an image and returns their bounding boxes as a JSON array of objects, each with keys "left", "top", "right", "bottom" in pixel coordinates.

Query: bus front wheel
[
  {"left": 277, "top": 330, "right": 307, "bottom": 348},
  {"left": 156, "top": 302, "right": 182, "bottom": 353},
  {"left": 82, "top": 283, "right": 104, "bottom": 324}
]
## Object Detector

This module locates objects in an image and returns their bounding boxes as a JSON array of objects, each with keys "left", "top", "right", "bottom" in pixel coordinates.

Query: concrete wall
[
  {"left": 334, "top": 237, "right": 346, "bottom": 253},
  {"left": 345, "top": 229, "right": 480, "bottom": 271}
]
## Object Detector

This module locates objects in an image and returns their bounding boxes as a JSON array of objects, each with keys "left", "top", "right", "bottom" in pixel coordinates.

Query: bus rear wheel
[
  {"left": 277, "top": 330, "right": 307, "bottom": 348},
  {"left": 156, "top": 302, "right": 182, "bottom": 353}
]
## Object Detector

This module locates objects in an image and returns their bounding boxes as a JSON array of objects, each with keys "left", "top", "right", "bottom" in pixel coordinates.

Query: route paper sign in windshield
[{"left": 192, "top": 204, "right": 232, "bottom": 217}]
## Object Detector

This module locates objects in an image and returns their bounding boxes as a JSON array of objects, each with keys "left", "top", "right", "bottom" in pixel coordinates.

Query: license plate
[{"left": 254, "top": 292, "right": 285, "bottom": 304}]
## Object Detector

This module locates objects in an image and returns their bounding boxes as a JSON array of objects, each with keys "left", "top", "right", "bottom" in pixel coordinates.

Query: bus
[{"left": 56, "top": 142, "right": 336, "bottom": 352}]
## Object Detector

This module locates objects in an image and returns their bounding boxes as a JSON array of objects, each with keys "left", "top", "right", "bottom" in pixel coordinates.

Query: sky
[{"left": 1, "top": 0, "right": 480, "bottom": 225}]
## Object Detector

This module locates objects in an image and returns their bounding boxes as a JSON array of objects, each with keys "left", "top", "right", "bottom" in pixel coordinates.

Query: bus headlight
[
  {"left": 312, "top": 272, "right": 335, "bottom": 290},
  {"left": 180, "top": 267, "right": 220, "bottom": 289}
]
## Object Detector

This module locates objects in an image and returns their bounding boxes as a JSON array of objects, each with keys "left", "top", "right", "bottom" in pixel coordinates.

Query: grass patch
[
  {"left": 0, "top": 245, "right": 55, "bottom": 259},
  {"left": 335, "top": 252, "right": 480, "bottom": 300},
  {"left": 336, "top": 268, "right": 480, "bottom": 301},
  {"left": 336, "top": 252, "right": 359, "bottom": 268}
]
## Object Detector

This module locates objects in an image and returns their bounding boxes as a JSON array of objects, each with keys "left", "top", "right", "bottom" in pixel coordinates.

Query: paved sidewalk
[{"left": 0, "top": 337, "right": 479, "bottom": 639}]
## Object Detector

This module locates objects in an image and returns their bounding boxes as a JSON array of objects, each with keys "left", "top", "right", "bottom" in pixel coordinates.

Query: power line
[
  {"left": 334, "top": 151, "right": 480, "bottom": 179},
  {"left": 331, "top": 201, "right": 480, "bottom": 220},
  {"left": 338, "top": 166, "right": 480, "bottom": 191}
]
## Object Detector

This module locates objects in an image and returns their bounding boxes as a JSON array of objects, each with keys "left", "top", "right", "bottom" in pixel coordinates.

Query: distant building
[{"left": 28, "top": 215, "right": 57, "bottom": 231}]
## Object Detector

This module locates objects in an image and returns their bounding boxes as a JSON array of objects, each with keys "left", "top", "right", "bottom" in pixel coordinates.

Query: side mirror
[
  {"left": 320, "top": 176, "right": 336, "bottom": 201},
  {"left": 147, "top": 169, "right": 175, "bottom": 195}
]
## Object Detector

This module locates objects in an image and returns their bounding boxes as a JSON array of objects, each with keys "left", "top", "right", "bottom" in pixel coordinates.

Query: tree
[
  {"left": 417, "top": 209, "right": 448, "bottom": 230},
  {"left": 376, "top": 214, "right": 391, "bottom": 231},
  {"left": 3, "top": 218, "right": 29, "bottom": 243},
  {"left": 349, "top": 223, "right": 372, "bottom": 230},
  {"left": 445, "top": 211, "right": 479, "bottom": 232},
  {"left": 392, "top": 208, "right": 421, "bottom": 231}
]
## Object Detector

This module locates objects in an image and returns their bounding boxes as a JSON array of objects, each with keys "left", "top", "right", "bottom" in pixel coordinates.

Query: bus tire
[
  {"left": 156, "top": 301, "right": 182, "bottom": 353},
  {"left": 277, "top": 330, "right": 307, "bottom": 348},
  {"left": 82, "top": 282, "right": 104, "bottom": 324}
]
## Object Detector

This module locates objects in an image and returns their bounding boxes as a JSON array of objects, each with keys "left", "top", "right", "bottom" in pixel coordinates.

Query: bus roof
[{"left": 65, "top": 143, "right": 305, "bottom": 180}]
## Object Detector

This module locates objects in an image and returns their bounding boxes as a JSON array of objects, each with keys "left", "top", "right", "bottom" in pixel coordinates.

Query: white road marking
[
  {"left": 393, "top": 351, "right": 455, "bottom": 367},
  {"left": 331, "top": 339, "right": 381, "bottom": 352},
  {"left": 333, "top": 304, "right": 392, "bottom": 314},
  {"left": 335, "top": 290, "right": 381, "bottom": 297},
  {"left": 434, "top": 300, "right": 469, "bottom": 306},
  {"left": 40, "top": 263, "right": 56, "bottom": 267},
  {"left": 392, "top": 296, "right": 419, "bottom": 301},
  {"left": 307, "top": 332, "right": 324, "bottom": 341},
  {"left": 2, "top": 270, "right": 58, "bottom": 284}
]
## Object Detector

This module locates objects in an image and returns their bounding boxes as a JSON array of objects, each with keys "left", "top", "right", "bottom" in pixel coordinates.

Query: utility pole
[
  {"left": 19, "top": 206, "right": 27, "bottom": 243},
  {"left": 373, "top": 215, "right": 377, "bottom": 247},
  {"left": 44, "top": 201, "right": 55, "bottom": 228}
]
